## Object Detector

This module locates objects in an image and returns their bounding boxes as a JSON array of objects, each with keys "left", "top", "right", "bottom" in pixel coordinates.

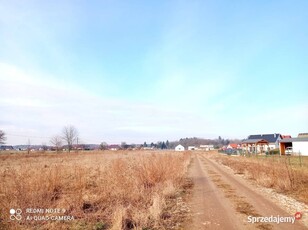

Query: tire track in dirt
[
  {"left": 186, "top": 154, "right": 247, "bottom": 229},
  {"left": 196, "top": 153, "right": 307, "bottom": 230}
]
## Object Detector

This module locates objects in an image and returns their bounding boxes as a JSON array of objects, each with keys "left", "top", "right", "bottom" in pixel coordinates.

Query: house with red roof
[{"left": 227, "top": 143, "right": 240, "bottom": 149}]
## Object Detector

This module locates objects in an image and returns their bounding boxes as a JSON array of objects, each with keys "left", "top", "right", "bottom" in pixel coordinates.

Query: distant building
[
  {"left": 298, "top": 133, "right": 308, "bottom": 138},
  {"left": 227, "top": 143, "right": 240, "bottom": 149},
  {"left": 246, "top": 133, "right": 282, "bottom": 149},
  {"left": 199, "top": 145, "right": 214, "bottom": 151},
  {"left": 279, "top": 133, "right": 308, "bottom": 156},
  {"left": 241, "top": 139, "right": 269, "bottom": 153},
  {"left": 175, "top": 144, "right": 185, "bottom": 151},
  {"left": 188, "top": 146, "right": 196, "bottom": 150},
  {"left": 108, "top": 144, "right": 120, "bottom": 151},
  {"left": 0, "top": 145, "right": 14, "bottom": 151}
]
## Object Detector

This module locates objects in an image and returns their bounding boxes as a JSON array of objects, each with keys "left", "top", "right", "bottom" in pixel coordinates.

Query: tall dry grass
[
  {"left": 0, "top": 151, "right": 191, "bottom": 230},
  {"left": 212, "top": 153, "right": 308, "bottom": 204}
]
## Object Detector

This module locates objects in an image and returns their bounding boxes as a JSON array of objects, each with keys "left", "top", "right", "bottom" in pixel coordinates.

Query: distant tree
[
  {"left": 223, "top": 139, "right": 230, "bottom": 145},
  {"left": 121, "top": 142, "right": 128, "bottom": 149},
  {"left": 100, "top": 142, "right": 108, "bottom": 150},
  {"left": 143, "top": 142, "right": 147, "bottom": 147},
  {"left": 0, "top": 130, "right": 6, "bottom": 144},
  {"left": 62, "top": 125, "right": 78, "bottom": 153},
  {"left": 50, "top": 136, "right": 62, "bottom": 153},
  {"left": 156, "top": 141, "right": 162, "bottom": 149},
  {"left": 150, "top": 142, "right": 155, "bottom": 148},
  {"left": 166, "top": 140, "right": 169, "bottom": 149},
  {"left": 161, "top": 141, "right": 167, "bottom": 149},
  {"left": 41, "top": 143, "right": 48, "bottom": 151},
  {"left": 27, "top": 139, "right": 31, "bottom": 154}
]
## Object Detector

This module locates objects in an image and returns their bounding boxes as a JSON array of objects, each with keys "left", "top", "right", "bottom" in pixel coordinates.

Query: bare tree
[
  {"left": 0, "top": 130, "right": 6, "bottom": 144},
  {"left": 100, "top": 142, "right": 108, "bottom": 150},
  {"left": 50, "top": 135, "right": 62, "bottom": 153},
  {"left": 27, "top": 139, "right": 31, "bottom": 154},
  {"left": 62, "top": 125, "right": 78, "bottom": 153}
]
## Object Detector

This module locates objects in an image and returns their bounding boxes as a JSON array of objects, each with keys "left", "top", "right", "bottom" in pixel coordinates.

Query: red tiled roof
[{"left": 229, "top": 143, "right": 238, "bottom": 148}]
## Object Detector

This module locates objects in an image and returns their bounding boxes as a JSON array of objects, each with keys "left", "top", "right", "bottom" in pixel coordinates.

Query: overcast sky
[{"left": 1, "top": 0, "right": 307, "bottom": 145}]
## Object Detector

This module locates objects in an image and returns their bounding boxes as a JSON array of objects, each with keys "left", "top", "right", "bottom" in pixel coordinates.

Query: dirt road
[{"left": 186, "top": 153, "right": 307, "bottom": 229}]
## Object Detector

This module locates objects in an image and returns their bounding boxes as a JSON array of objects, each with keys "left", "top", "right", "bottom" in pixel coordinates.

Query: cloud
[{"left": 0, "top": 62, "right": 218, "bottom": 145}]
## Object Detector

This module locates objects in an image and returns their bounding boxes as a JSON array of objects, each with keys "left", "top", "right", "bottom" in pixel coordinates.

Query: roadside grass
[
  {"left": 0, "top": 150, "right": 191, "bottom": 230},
  {"left": 210, "top": 152, "right": 308, "bottom": 204},
  {"left": 248, "top": 154, "right": 308, "bottom": 168}
]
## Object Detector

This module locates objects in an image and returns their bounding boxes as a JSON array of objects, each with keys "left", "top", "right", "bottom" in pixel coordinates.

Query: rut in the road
[
  {"left": 205, "top": 166, "right": 272, "bottom": 230},
  {"left": 186, "top": 153, "right": 307, "bottom": 230}
]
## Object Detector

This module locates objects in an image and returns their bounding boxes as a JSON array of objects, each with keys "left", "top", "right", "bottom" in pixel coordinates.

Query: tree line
[
  {"left": 0, "top": 126, "right": 79, "bottom": 153},
  {"left": 1, "top": 128, "right": 241, "bottom": 152}
]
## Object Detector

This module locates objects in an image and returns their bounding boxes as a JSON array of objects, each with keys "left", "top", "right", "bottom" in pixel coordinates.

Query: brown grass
[
  {"left": 0, "top": 150, "right": 191, "bottom": 230},
  {"left": 211, "top": 152, "right": 308, "bottom": 204}
]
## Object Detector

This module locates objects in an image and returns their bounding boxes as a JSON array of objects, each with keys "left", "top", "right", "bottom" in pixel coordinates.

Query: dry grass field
[
  {"left": 0, "top": 150, "right": 191, "bottom": 230},
  {"left": 211, "top": 152, "right": 308, "bottom": 204}
]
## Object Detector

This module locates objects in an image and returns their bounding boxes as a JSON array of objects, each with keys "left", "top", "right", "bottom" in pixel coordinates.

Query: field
[
  {"left": 212, "top": 152, "right": 308, "bottom": 204},
  {"left": 2, "top": 150, "right": 308, "bottom": 229},
  {"left": 0, "top": 150, "right": 191, "bottom": 230}
]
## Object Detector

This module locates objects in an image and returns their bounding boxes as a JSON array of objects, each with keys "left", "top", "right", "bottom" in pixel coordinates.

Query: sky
[{"left": 0, "top": 0, "right": 307, "bottom": 145}]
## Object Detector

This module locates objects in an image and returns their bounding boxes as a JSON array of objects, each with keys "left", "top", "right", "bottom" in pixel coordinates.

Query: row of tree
[
  {"left": 1, "top": 128, "right": 241, "bottom": 152},
  {"left": 50, "top": 125, "right": 79, "bottom": 153},
  {"left": 156, "top": 137, "right": 241, "bottom": 149},
  {"left": 0, "top": 126, "right": 79, "bottom": 153},
  {"left": 139, "top": 137, "right": 239, "bottom": 150}
]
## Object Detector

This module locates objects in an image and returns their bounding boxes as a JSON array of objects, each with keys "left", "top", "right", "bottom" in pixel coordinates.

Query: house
[
  {"left": 0, "top": 145, "right": 14, "bottom": 151},
  {"left": 227, "top": 143, "right": 240, "bottom": 149},
  {"left": 298, "top": 133, "right": 308, "bottom": 138},
  {"left": 279, "top": 133, "right": 308, "bottom": 156},
  {"left": 199, "top": 145, "right": 214, "bottom": 151},
  {"left": 241, "top": 139, "right": 269, "bottom": 153},
  {"left": 108, "top": 144, "right": 120, "bottom": 151},
  {"left": 246, "top": 133, "right": 282, "bottom": 150},
  {"left": 188, "top": 146, "right": 196, "bottom": 150},
  {"left": 175, "top": 144, "right": 185, "bottom": 151}
]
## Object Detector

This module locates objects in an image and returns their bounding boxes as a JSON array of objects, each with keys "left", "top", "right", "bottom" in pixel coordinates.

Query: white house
[
  {"left": 279, "top": 134, "right": 308, "bottom": 156},
  {"left": 199, "top": 145, "right": 214, "bottom": 151},
  {"left": 188, "top": 146, "right": 196, "bottom": 150},
  {"left": 241, "top": 139, "right": 269, "bottom": 153},
  {"left": 175, "top": 144, "right": 185, "bottom": 151}
]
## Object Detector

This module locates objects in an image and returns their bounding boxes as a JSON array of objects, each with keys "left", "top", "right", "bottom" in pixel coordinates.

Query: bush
[{"left": 268, "top": 148, "right": 280, "bottom": 155}]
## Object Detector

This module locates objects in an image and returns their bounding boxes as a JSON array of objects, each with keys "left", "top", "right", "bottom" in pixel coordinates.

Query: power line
[
  {"left": 6, "top": 133, "right": 51, "bottom": 139},
  {"left": 5, "top": 133, "right": 98, "bottom": 143}
]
